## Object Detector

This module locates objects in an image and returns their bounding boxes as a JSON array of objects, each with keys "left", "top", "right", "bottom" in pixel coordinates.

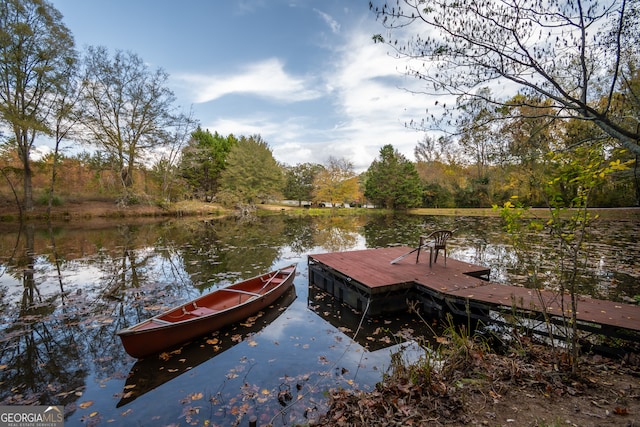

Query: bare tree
[
  {"left": 151, "top": 109, "right": 199, "bottom": 202},
  {"left": 46, "top": 57, "right": 84, "bottom": 215},
  {"left": 370, "top": 0, "right": 640, "bottom": 155},
  {"left": 80, "top": 46, "right": 177, "bottom": 200}
]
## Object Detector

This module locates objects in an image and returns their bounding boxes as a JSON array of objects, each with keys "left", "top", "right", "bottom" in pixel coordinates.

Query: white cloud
[
  {"left": 177, "top": 58, "right": 323, "bottom": 103},
  {"left": 183, "top": 16, "right": 456, "bottom": 173},
  {"left": 320, "top": 25, "right": 441, "bottom": 170},
  {"left": 194, "top": 23, "right": 444, "bottom": 172},
  {"left": 314, "top": 9, "right": 340, "bottom": 34}
]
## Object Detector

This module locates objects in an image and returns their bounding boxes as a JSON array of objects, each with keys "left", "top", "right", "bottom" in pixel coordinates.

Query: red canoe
[{"left": 117, "top": 264, "right": 297, "bottom": 358}]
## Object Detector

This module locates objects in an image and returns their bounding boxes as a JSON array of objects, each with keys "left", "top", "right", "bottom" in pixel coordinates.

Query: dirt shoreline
[
  {"left": 317, "top": 343, "right": 640, "bottom": 426},
  {"left": 0, "top": 199, "right": 227, "bottom": 221}
]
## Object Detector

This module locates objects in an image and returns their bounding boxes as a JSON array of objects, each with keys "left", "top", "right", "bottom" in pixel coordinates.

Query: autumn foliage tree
[{"left": 312, "top": 157, "right": 359, "bottom": 207}]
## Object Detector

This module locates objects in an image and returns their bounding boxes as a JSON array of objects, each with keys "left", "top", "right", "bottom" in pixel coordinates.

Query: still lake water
[{"left": 0, "top": 213, "right": 638, "bottom": 426}]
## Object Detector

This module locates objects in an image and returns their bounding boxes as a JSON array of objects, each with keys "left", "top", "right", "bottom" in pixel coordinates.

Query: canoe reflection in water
[{"left": 116, "top": 285, "right": 297, "bottom": 407}]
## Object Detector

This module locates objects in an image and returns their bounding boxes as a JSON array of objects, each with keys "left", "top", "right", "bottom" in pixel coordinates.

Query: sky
[{"left": 47, "top": 0, "right": 441, "bottom": 172}]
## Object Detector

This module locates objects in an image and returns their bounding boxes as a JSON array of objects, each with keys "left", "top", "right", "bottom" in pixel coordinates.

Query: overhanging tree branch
[{"left": 371, "top": 0, "right": 640, "bottom": 155}]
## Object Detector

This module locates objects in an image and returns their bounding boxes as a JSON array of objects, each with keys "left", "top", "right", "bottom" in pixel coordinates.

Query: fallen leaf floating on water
[{"left": 79, "top": 401, "right": 93, "bottom": 409}]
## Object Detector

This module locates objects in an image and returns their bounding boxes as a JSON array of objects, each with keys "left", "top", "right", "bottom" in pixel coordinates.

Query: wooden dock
[{"left": 308, "top": 247, "right": 640, "bottom": 341}]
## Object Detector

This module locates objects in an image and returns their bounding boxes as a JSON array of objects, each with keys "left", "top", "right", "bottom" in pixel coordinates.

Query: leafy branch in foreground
[{"left": 496, "top": 141, "right": 631, "bottom": 373}]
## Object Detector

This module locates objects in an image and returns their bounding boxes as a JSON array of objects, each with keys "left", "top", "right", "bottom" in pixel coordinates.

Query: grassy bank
[
  {"left": 269, "top": 205, "right": 640, "bottom": 220},
  {"left": 1, "top": 197, "right": 637, "bottom": 222},
  {"left": 408, "top": 207, "right": 640, "bottom": 220}
]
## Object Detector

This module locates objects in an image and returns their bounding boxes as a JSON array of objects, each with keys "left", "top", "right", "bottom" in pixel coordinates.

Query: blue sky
[{"left": 49, "top": 0, "right": 436, "bottom": 171}]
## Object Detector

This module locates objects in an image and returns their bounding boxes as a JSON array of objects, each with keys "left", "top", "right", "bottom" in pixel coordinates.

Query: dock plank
[
  {"left": 308, "top": 247, "right": 640, "bottom": 334},
  {"left": 310, "top": 247, "right": 488, "bottom": 289},
  {"left": 448, "top": 283, "right": 640, "bottom": 332}
]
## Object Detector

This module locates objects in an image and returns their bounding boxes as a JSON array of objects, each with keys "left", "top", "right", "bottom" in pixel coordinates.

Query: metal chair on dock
[{"left": 416, "top": 230, "right": 454, "bottom": 267}]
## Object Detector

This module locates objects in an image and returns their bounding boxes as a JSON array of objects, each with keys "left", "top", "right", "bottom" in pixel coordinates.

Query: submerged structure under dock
[{"left": 308, "top": 247, "right": 640, "bottom": 341}]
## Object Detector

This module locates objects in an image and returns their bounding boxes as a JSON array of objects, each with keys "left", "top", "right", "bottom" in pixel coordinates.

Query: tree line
[{"left": 0, "top": 0, "right": 637, "bottom": 216}]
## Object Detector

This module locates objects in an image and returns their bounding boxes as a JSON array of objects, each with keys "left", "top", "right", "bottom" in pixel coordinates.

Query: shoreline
[{"left": 0, "top": 198, "right": 638, "bottom": 222}]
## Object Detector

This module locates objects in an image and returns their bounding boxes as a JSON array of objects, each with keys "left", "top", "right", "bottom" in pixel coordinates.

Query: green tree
[
  {"left": 80, "top": 46, "right": 177, "bottom": 199},
  {"left": 0, "top": 0, "right": 77, "bottom": 211},
  {"left": 180, "top": 128, "right": 236, "bottom": 200},
  {"left": 364, "top": 144, "right": 422, "bottom": 209},
  {"left": 371, "top": 0, "right": 640, "bottom": 156},
  {"left": 283, "top": 163, "right": 323, "bottom": 206},
  {"left": 498, "top": 142, "right": 630, "bottom": 373},
  {"left": 219, "top": 135, "right": 284, "bottom": 205}
]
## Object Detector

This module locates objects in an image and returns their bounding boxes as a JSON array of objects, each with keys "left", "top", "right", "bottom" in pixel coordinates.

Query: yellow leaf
[
  {"left": 191, "top": 392, "right": 203, "bottom": 400},
  {"left": 261, "top": 389, "right": 270, "bottom": 395},
  {"left": 436, "top": 336, "right": 450, "bottom": 344},
  {"left": 89, "top": 411, "right": 98, "bottom": 417},
  {"left": 79, "top": 401, "right": 93, "bottom": 409}
]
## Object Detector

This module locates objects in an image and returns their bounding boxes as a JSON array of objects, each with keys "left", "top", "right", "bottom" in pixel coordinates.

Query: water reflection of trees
[
  {"left": 360, "top": 215, "right": 639, "bottom": 300},
  {"left": 0, "top": 221, "right": 172, "bottom": 408},
  {"left": 313, "top": 216, "right": 364, "bottom": 252},
  {"left": 0, "top": 214, "right": 637, "bottom": 411},
  {"left": 1, "top": 224, "right": 86, "bottom": 408}
]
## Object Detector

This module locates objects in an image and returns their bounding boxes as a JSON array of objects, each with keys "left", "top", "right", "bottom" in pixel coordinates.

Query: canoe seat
[{"left": 190, "top": 307, "right": 217, "bottom": 316}]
